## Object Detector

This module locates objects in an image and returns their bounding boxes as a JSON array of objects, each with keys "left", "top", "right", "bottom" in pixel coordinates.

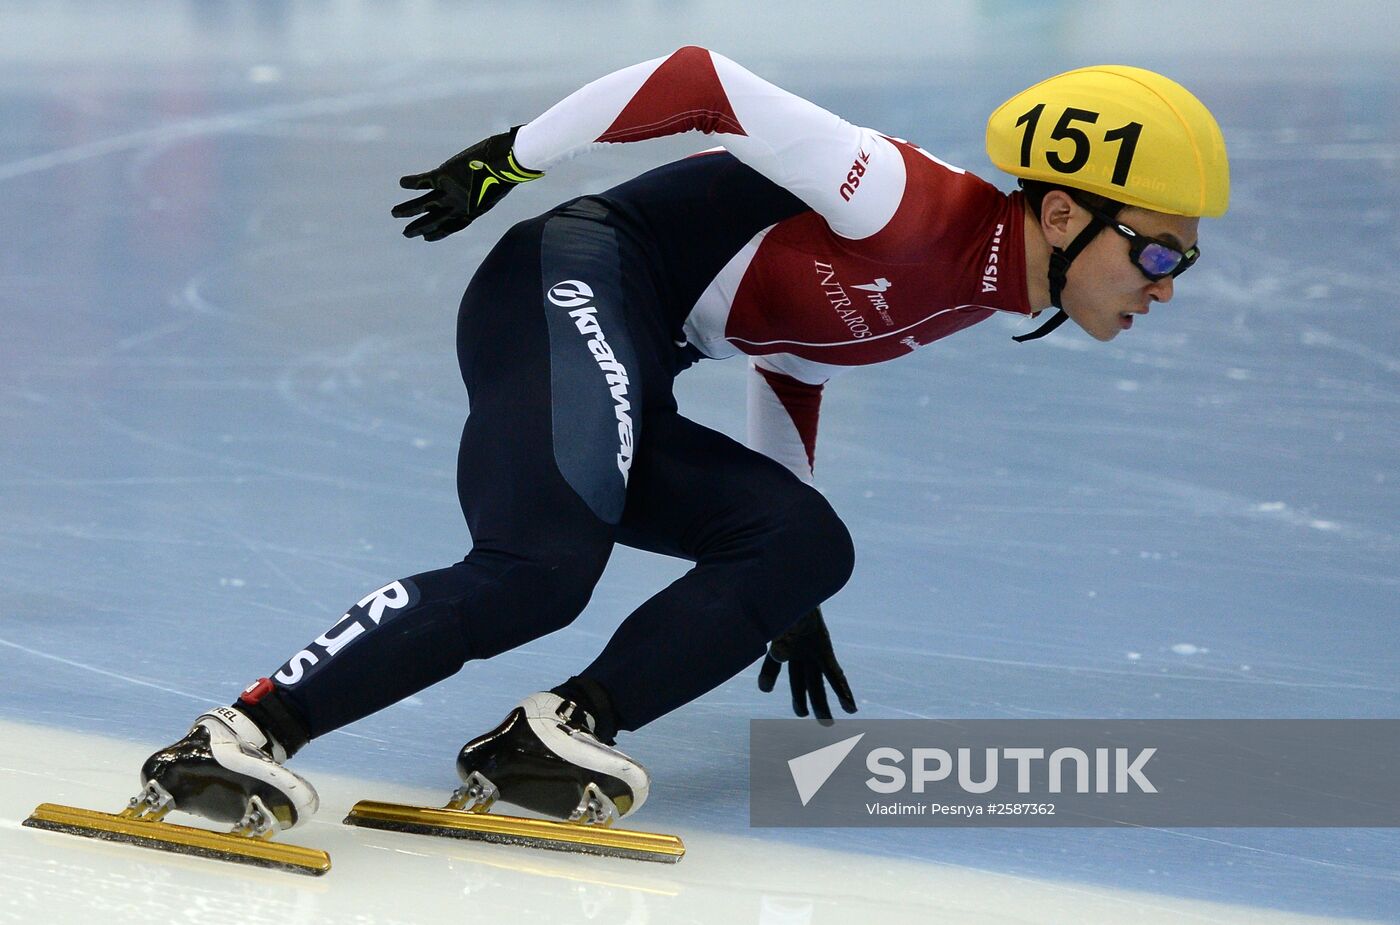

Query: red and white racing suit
[{"left": 514, "top": 46, "right": 1033, "bottom": 481}]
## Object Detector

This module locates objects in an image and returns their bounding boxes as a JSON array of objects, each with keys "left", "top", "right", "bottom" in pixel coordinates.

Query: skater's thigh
[
  {"left": 455, "top": 203, "right": 651, "bottom": 544},
  {"left": 616, "top": 410, "right": 832, "bottom": 561}
]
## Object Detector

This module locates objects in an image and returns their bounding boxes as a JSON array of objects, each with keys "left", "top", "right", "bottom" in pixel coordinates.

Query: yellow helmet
[{"left": 987, "top": 65, "right": 1229, "bottom": 217}]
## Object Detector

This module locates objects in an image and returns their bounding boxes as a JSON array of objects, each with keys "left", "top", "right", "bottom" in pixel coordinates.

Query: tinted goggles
[{"left": 1082, "top": 203, "right": 1200, "bottom": 281}]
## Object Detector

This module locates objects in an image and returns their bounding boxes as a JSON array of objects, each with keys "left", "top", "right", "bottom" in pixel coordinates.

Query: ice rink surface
[{"left": 2, "top": 1, "right": 1398, "bottom": 922}]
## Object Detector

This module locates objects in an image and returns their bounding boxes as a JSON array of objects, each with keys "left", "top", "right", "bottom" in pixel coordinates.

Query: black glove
[
  {"left": 392, "top": 126, "right": 543, "bottom": 242},
  {"left": 757, "top": 608, "right": 857, "bottom": 725}
]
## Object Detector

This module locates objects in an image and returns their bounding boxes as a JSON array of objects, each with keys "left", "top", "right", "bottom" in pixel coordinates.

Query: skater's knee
[
  {"left": 769, "top": 489, "right": 855, "bottom": 601},
  {"left": 515, "top": 547, "right": 610, "bottom": 633},
  {"left": 454, "top": 542, "right": 611, "bottom": 657},
  {"left": 814, "top": 507, "right": 856, "bottom": 599}
]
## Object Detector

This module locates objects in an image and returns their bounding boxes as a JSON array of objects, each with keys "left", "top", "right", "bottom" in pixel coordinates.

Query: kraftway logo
[
  {"left": 787, "top": 733, "right": 1157, "bottom": 806},
  {"left": 548, "top": 279, "right": 634, "bottom": 483},
  {"left": 547, "top": 279, "right": 593, "bottom": 309}
]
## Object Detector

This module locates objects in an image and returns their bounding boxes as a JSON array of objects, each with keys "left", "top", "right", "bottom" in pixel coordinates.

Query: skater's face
[{"left": 1044, "top": 193, "right": 1200, "bottom": 342}]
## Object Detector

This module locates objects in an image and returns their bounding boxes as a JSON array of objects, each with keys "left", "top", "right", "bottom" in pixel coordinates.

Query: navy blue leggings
[{"left": 263, "top": 199, "right": 854, "bottom": 742}]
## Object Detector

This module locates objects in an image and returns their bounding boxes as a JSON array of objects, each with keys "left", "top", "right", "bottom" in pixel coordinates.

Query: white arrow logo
[
  {"left": 851, "top": 278, "right": 892, "bottom": 293},
  {"left": 788, "top": 733, "right": 865, "bottom": 806}
]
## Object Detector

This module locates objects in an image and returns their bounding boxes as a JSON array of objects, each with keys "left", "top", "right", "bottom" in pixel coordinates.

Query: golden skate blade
[
  {"left": 23, "top": 803, "right": 331, "bottom": 876},
  {"left": 344, "top": 800, "right": 685, "bottom": 864}
]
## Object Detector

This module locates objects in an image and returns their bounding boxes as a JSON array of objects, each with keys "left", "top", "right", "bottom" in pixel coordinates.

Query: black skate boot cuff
[
  {"left": 235, "top": 688, "right": 311, "bottom": 758},
  {"left": 551, "top": 676, "right": 620, "bottom": 745}
]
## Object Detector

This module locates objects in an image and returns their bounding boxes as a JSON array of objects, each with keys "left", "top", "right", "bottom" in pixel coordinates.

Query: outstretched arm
[
  {"left": 515, "top": 46, "right": 905, "bottom": 240},
  {"left": 394, "top": 47, "right": 907, "bottom": 242}
]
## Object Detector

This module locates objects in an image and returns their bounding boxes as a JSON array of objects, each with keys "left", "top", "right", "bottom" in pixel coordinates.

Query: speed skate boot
[
  {"left": 453, "top": 692, "right": 650, "bottom": 824},
  {"left": 139, "top": 705, "right": 319, "bottom": 835},
  {"left": 24, "top": 704, "right": 330, "bottom": 875},
  {"left": 342, "top": 692, "right": 683, "bottom": 861}
]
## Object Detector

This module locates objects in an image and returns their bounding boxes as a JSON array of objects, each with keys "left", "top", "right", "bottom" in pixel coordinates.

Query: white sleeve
[{"left": 513, "top": 46, "right": 905, "bottom": 240}]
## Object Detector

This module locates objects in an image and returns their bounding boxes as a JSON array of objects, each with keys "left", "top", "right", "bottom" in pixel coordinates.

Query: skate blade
[
  {"left": 23, "top": 803, "right": 331, "bottom": 876},
  {"left": 344, "top": 800, "right": 685, "bottom": 864}
]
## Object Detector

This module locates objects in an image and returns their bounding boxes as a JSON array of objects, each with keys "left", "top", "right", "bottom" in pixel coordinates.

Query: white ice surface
[{"left": 0, "top": 720, "right": 1383, "bottom": 925}]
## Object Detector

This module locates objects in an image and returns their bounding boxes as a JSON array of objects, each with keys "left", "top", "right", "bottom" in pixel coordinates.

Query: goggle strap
[
  {"left": 1062, "top": 213, "right": 1107, "bottom": 263},
  {"left": 1013, "top": 308, "right": 1069, "bottom": 342},
  {"left": 1017, "top": 214, "right": 1105, "bottom": 344},
  {"left": 1046, "top": 246, "right": 1071, "bottom": 309}
]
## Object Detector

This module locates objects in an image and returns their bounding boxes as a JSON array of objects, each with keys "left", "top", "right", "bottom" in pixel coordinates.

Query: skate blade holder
[
  {"left": 23, "top": 782, "right": 331, "bottom": 876},
  {"left": 344, "top": 774, "right": 685, "bottom": 864}
]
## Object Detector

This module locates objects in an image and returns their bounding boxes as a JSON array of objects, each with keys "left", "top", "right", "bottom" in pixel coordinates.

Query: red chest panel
[{"left": 724, "top": 143, "right": 1029, "bottom": 365}]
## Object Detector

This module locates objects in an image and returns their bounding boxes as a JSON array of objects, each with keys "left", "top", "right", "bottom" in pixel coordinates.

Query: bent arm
[{"left": 513, "top": 46, "right": 905, "bottom": 239}]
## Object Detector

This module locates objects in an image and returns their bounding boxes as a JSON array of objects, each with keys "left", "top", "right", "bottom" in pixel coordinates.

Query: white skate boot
[
  {"left": 139, "top": 705, "right": 320, "bottom": 833},
  {"left": 24, "top": 705, "right": 330, "bottom": 875}
]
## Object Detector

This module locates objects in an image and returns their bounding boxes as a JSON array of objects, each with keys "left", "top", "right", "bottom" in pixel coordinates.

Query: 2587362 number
[{"left": 1014, "top": 103, "right": 1142, "bottom": 187}]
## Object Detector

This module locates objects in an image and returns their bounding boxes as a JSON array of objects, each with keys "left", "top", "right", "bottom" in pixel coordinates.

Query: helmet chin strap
[{"left": 1013, "top": 211, "right": 1109, "bottom": 343}]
